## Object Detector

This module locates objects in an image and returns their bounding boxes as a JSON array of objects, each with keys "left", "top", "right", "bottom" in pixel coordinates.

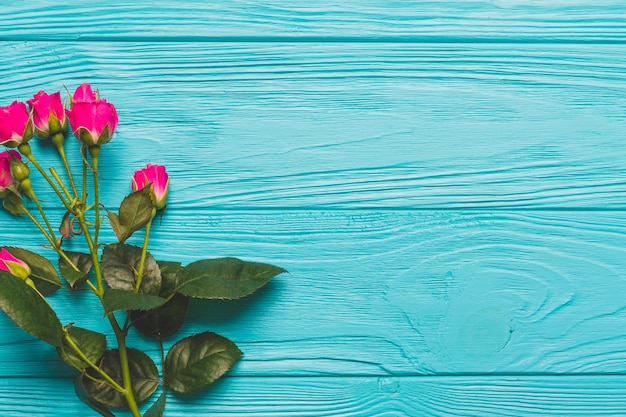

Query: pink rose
[
  {"left": 0, "top": 248, "right": 31, "bottom": 280},
  {"left": 0, "top": 150, "right": 20, "bottom": 195},
  {"left": 66, "top": 100, "right": 118, "bottom": 145},
  {"left": 27, "top": 91, "right": 67, "bottom": 140},
  {"left": 132, "top": 164, "right": 170, "bottom": 209},
  {"left": 72, "top": 83, "right": 98, "bottom": 105},
  {"left": 0, "top": 101, "right": 33, "bottom": 148}
]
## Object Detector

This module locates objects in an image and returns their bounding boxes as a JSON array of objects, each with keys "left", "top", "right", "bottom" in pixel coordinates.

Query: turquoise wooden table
[{"left": 2, "top": 1, "right": 626, "bottom": 415}]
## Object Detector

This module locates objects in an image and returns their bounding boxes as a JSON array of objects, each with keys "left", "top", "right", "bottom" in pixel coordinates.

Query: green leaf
[
  {"left": 165, "top": 332, "right": 242, "bottom": 394},
  {"left": 59, "top": 251, "right": 93, "bottom": 289},
  {"left": 0, "top": 270, "right": 63, "bottom": 346},
  {"left": 131, "top": 293, "right": 188, "bottom": 339},
  {"left": 57, "top": 326, "right": 107, "bottom": 370},
  {"left": 157, "top": 260, "right": 181, "bottom": 296},
  {"left": 107, "top": 211, "right": 125, "bottom": 243},
  {"left": 2, "top": 186, "right": 25, "bottom": 215},
  {"left": 74, "top": 376, "right": 115, "bottom": 417},
  {"left": 101, "top": 244, "right": 161, "bottom": 295},
  {"left": 5, "top": 246, "right": 62, "bottom": 295},
  {"left": 82, "top": 348, "right": 159, "bottom": 408},
  {"left": 119, "top": 187, "right": 154, "bottom": 231},
  {"left": 176, "top": 257, "right": 286, "bottom": 299},
  {"left": 108, "top": 188, "right": 154, "bottom": 243},
  {"left": 102, "top": 289, "right": 165, "bottom": 315},
  {"left": 143, "top": 389, "right": 166, "bottom": 417}
]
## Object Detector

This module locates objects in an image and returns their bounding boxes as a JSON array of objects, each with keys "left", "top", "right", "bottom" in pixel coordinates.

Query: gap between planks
[{"left": 3, "top": 36, "right": 626, "bottom": 44}]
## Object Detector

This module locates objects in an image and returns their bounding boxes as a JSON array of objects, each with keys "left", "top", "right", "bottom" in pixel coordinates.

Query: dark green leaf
[
  {"left": 5, "top": 246, "right": 62, "bottom": 295},
  {"left": 107, "top": 211, "right": 126, "bottom": 243},
  {"left": 82, "top": 348, "right": 159, "bottom": 408},
  {"left": 176, "top": 258, "right": 286, "bottom": 299},
  {"left": 109, "top": 188, "right": 154, "bottom": 243},
  {"left": 57, "top": 326, "right": 107, "bottom": 370},
  {"left": 143, "top": 389, "right": 166, "bottom": 417},
  {"left": 74, "top": 376, "right": 115, "bottom": 417},
  {"left": 157, "top": 260, "right": 181, "bottom": 296},
  {"left": 0, "top": 270, "right": 63, "bottom": 346},
  {"left": 102, "top": 289, "right": 165, "bottom": 315},
  {"left": 165, "top": 332, "right": 242, "bottom": 394},
  {"left": 119, "top": 187, "right": 154, "bottom": 230},
  {"left": 2, "top": 186, "right": 25, "bottom": 215},
  {"left": 131, "top": 293, "right": 188, "bottom": 339},
  {"left": 101, "top": 244, "right": 161, "bottom": 295},
  {"left": 59, "top": 251, "right": 93, "bottom": 289}
]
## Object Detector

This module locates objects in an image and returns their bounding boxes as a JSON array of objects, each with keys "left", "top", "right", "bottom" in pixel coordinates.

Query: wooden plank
[
  {"left": 3, "top": 1, "right": 626, "bottom": 42},
  {"left": 1, "top": 210, "right": 626, "bottom": 377},
  {"left": 2, "top": 42, "right": 626, "bottom": 209},
  {"left": 3, "top": 375, "right": 626, "bottom": 416}
]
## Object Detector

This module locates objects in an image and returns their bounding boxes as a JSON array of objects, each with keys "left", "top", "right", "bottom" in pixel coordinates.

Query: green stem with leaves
[
  {"left": 75, "top": 208, "right": 140, "bottom": 414},
  {"left": 64, "top": 332, "right": 125, "bottom": 393},
  {"left": 78, "top": 144, "right": 141, "bottom": 415},
  {"left": 14, "top": 142, "right": 95, "bottom": 292},
  {"left": 18, "top": 201, "right": 94, "bottom": 292}
]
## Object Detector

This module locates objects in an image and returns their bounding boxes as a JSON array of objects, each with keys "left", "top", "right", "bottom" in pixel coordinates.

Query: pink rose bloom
[
  {"left": 0, "top": 150, "right": 20, "bottom": 195},
  {"left": 66, "top": 99, "right": 118, "bottom": 145},
  {"left": 27, "top": 90, "right": 67, "bottom": 139},
  {"left": 132, "top": 164, "right": 170, "bottom": 209},
  {"left": 0, "top": 248, "right": 31, "bottom": 280},
  {"left": 0, "top": 101, "right": 33, "bottom": 148},
  {"left": 72, "top": 83, "right": 98, "bottom": 105}
]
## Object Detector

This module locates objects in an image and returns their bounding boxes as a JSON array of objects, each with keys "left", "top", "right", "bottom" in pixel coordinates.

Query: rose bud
[
  {"left": 66, "top": 99, "right": 118, "bottom": 145},
  {"left": 70, "top": 83, "right": 98, "bottom": 106},
  {"left": 27, "top": 91, "right": 68, "bottom": 141},
  {"left": 132, "top": 164, "right": 170, "bottom": 209},
  {"left": 0, "top": 101, "right": 33, "bottom": 148},
  {"left": 0, "top": 248, "right": 31, "bottom": 280}
]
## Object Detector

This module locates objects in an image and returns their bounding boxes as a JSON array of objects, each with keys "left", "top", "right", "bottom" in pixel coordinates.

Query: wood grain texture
[
  {"left": 2, "top": 42, "right": 626, "bottom": 209},
  {"left": 3, "top": 1, "right": 626, "bottom": 42},
  {"left": 1, "top": 211, "right": 625, "bottom": 378},
  {"left": 3, "top": 375, "right": 626, "bottom": 416},
  {"left": 3, "top": 2, "right": 626, "bottom": 415}
]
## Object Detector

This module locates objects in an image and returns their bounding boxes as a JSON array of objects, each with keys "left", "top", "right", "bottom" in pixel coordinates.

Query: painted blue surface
[{"left": 2, "top": 2, "right": 626, "bottom": 415}]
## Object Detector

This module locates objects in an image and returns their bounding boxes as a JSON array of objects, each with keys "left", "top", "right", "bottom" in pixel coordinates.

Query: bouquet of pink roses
[{"left": 0, "top": 84, "right": 285, "bottom": 416}]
